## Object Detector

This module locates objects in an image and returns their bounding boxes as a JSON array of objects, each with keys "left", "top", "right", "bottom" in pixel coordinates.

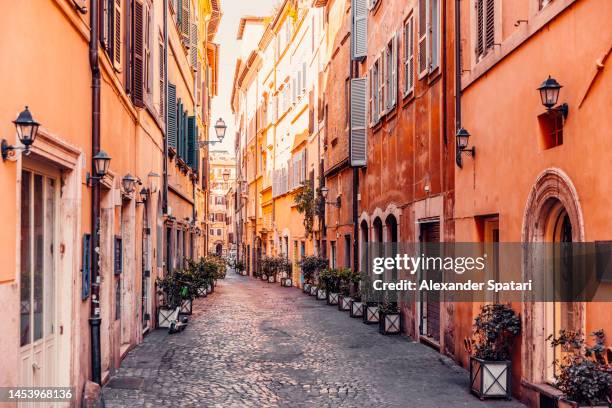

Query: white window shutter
[
  {"left": 351, "top": 0, "right": 368, "bottom": 60},
  {"left": 379, "top": 51, "right": 386, "bottom": 116},
  {"left": 418, "top": 0, "right": 429, "bottom": 77},
  {"left": 391, "top": 33, "right": 398, "bottom": 108},
  {"left": 350, "top": 78, "right": 367, "bottom": 167},
  {"left": 368, "top": 69, "right": 373, "bottom": 127},
  {"left": 405, "top": 16, "right": 415, "bottom": 94}
]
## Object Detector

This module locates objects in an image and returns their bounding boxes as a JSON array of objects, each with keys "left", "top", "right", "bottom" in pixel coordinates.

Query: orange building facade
[
  {"left": 454, "top": 0, "right": 612, "bottom": 404},
  {"left": 0, "top": 0, "right": 218, "bottom": 404}
]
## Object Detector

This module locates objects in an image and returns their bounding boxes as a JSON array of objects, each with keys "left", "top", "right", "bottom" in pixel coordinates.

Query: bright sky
[{"left": 209, "top": 0, "right": 278, "bottom": 154}]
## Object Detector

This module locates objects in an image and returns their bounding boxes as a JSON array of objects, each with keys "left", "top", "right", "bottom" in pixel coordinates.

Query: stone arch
[{"left": 521, "top": 168, "right": 585, "bottom": 383}]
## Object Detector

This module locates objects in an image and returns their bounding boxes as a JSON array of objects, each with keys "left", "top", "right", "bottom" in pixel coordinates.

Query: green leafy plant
[
  {"left": 470, "top": 303, "right": 521, "bottom": 361},
  {"left": 235, "top": 259, "right": 245, "bottom": 273},
  {"left": 299, "top": 255, "right": 328, "bottom": 284},
  {"left": 156, "top": 271, "right": 184, "bottom": 309},
  {"left": 547, "top": 329, "right": 612, "bottom": 406},
  {"left": 294, "top": 182, "right": 315, "bottom": 237},
  {"left": 319, "top": 268, "right": 341, "bottom": 293},
  {"left": 378, "top": 292, "right": 399, "bottom": 314}
]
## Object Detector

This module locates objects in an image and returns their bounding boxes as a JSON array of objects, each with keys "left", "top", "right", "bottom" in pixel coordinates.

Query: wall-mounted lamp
[
  {"left": 86, "top": 150, "right": 112, "bottom": 185},
  {"left": 537, "top": 75, "right": 568, "bottom": 119},
  {"left": 2, "top": 106, "right": 41, "bottom": 161},
  {"left": 456, "top": 128, "right": 475, "bottom": 168},
  {"left": 320, "top": 186, "right": 341, "bottom": 208},
  {"left": 122, "top": 173, "right": 138, "bottom": 194},
  {"left": 199, "top": 118, "right": 227, "bottom": 146},
  {"left": 137, "top": 171, "right": 161, "bottom": 204}
]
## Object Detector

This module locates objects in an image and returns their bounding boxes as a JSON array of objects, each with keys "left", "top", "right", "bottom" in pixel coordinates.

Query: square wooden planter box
[
  {"left": 338, "top": 295, "right": 351, "bottom": 311},
  {"left": 469, "top": 357, "right": 511, "bottom": 400},
  {"left": 197, "top": 286, "right": 208, "bottom": 297},
  {"left": 363, "top": 303, "right": 379, "bottom": 324},
  {"left": 303, "top": 283, "right": 311, "bottom": 293},
  {"left": 378, "top": 311, "right": 401, "bottom": 335},
  {"left": 309, "top": 285, "right": 318, "bottom": 296},
  {"left": 268, "top": 275, "right": 276, "bottom": 283},
  {"left": 261, "top": 274, "right": 268, "bottom": 281},
  {"left": 316, "top": 289, "right": 327, "bottom": 300},
  {"left": 179, "top": 299, "right": 193, "bottom": 315},
  {"left": 281, "top": 277, "right": 292, "bottom": 287},
  {"left": 327, "top": 292, "right": 339, "bottom": 305},
  {"left": 349, "top": 300, "right": 364, "bottom": 318},
  {"left": 157, "top": 307, "right": 179, "bottom": 328}
]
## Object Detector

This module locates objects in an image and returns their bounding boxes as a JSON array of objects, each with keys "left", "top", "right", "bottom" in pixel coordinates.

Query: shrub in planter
[
  {"left": 303, "top": 282, "right": 312, "bottom": 294},
  {"left": 349, "top": 292, "right": 364, "bottom": 318},
  {"left": 299, "top": 255, "right": 328, "bottom": 289},
  {"left": 547, "top": 329, "right": 611, "bottom": 407},
  {"left": 338, "top": 268, "right": 357, "bottom": 311},
  {"left": 467, "top": 303, "right": 521, "bottom": 400},
  {"left": 234, "top": 259, "right": 246, "bottom": 275},
  {"left": 378, "top": 299, "right": 401, "bottom": 335},
  {"left": 319, "top": 268, "right": 341, "bottom": 305},
  {"left": 156, "top": 272, "right": 183, "bottom": 328},
  {"left": 309, "top": 284, "right": 318, "bottom": 296}
]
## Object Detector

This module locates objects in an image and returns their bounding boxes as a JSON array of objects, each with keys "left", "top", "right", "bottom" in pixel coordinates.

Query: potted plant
[
  {"left": 321, "top": 268, "right": 340, "bottom": 306},
  {"left": 235, "top": 259, "right": 246, "bottom": 276},
  {"left": 156, "top": 272, "right": 182, "bottom": 328},
  {"left": 278, "top": 257, "right": 293, "bottom": 287},
  {"left": 337, "top": 268, "right": 356, "bottom": 311},
  {"left": 378, "top": 296, "right": 401, "bottom": 335},
  {"left": 349, "top": 291, "right": 364, "bottom": 318},
  {"left": 547, "top": 329, "right": 611, "bottom": 408},
  {"left": 299, "top": 255, "right": 328, "bottom": 294},
  {"left": 467, "top": 303, "right": 521, "bottom": 400}
]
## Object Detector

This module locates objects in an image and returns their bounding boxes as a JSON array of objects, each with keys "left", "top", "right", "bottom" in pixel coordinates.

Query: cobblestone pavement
[{"left": 102, "top": 272, "right": 525, "bottom": 408}]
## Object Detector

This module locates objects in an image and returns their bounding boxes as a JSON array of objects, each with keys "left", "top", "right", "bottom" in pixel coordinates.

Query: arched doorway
[
  {"left": 522, "top": 169, "right": 584, "bottom": 383},
  {"left": 360, "top": 220, "right": 369, "bottom": 273},
  {"left": 215, "top": 243, "right": 223, "bottom": 256}
]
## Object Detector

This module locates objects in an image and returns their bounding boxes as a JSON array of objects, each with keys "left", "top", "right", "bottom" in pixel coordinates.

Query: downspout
[
  {"left": 163, "top": 0, "right": 169, "bottom": 213},
  {"left": 88, "top": 0, "right": 102, "bottom": 385},
  {"left": 351, "top": 60, "right": 359, "bottom": 274},
  {"left": 455, "top": 0, "right": 462, "bottom": 167},
  {"left": 442, "top": 0, "right": 448, "bottom": 146}
]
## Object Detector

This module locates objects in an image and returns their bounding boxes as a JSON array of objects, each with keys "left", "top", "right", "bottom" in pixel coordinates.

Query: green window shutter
[
  {"left": 167, "top": 83, "right": 177, "bottom": 149},
  {"left": 176, "top": 99, "right": 183, "bottom": 154},
  {"left": 187, "top": 116, "right": 196, "bottom": 168}
]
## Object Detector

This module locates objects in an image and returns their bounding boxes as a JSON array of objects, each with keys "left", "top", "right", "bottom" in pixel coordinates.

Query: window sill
[{"left": 402, "top": 90, "right": 415, "bottom": 107}]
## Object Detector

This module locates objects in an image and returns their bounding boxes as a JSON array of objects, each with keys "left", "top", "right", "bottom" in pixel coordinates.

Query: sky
[{"left": 209, "top": 0, "right": 278, "bottom": 155}]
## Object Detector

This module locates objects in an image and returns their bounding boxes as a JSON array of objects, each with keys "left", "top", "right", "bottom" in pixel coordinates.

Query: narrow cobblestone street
[{"left": 102, "top": 273, "right": 525, "bottom": 407}]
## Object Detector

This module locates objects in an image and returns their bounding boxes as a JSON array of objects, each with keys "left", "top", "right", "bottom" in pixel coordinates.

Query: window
[
  {"left": 351, "top": 0, "right": 368, "bottom": 60},
  {"left": 159, "top": 41, "right": 165, "bottom": 117},
  {"left": 417, "top": 0, "right": 440, "bottom": 76},
  {"left": 369, "top": 59, "right": 380, "bottom": 125},
  {"left": 384, "top": 35, "right": 398, "bottom": 111},
  {"left": 404, "top": 14, "right": 415, "bottom": 95},
  {"left": 330, "top": 241, "right": 337, "bottom": 268},
  {"left": 344, "top": 235, "right": 351, "bottom": 268},
  {"left": 430, "top": 0, "right": 440, "bottom": 70},
  {"left": 417, "top": 0, "right": 428, "bottom": 77},
  {"left": 345, "top": 77, "right": 350, "bottom": 126},
  {"left": 538, "top": 110, "right": 564, "bottom": 149},
  {"left": 475, "top": 0, "right": 495, "bottom": 61}
]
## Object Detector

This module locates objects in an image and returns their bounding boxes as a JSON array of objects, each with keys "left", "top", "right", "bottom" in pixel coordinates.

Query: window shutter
[
  {"left": 476, "top": 0, "right": 484, "bottom": 58},
  {"left": 391, "top": 34, "right": 398, "bottom": 108},
  {"left": 404, "top": 16, "right": 415, "bottom": 94},
  {"left": 368, "top": 68, "right": 374, "bottom": 127},
  {"left": 418, "top": 0, "right": 429, "bottom": 77},
  {"left": 113, "top": 0, "right": 122, "bottom": 66},
  {"left": 102, "top": 0, "right": 111, "bottom": 50},
  {"left": 177, "top": 99, "right": 183, "bottom": 154},
  {"left": 182, "top": 109, "right": 189, "bottom": 159},
  {"left": 176, "top": 0, "right": 182, "bottom": 26},
  {"left": 181, "top": 0, "right": 190, "bottom": 40},
  {"left": 351, "top": 0, "right": 368, "bottom": 60},
  {"left": 159, "top": 42, "right": 165, "bottom": 117},
  {"left": 485, "top": 0, "right": 495, "bottom": 51},
  {"left": 350, "top": 77, "right": 367, "bottom": 167},
  {"left": 190, "top": 22, "right": 198, "bottom": 70},
  {"left": 430, "top": 0, "right": 440, "bottom": 70},
  {"left": 187, "top": 116, "right": 196, "bottom": 168},
  {"left": 379, "top": 52, "right": 386, "bottom": 116},
  {"left": 167, "top": 83, "right": 177, "bottom": 149},
  {"left": 132, "top": 0, "right": 145, "bottom": 107},
  {"left": 194, "top": 126, "right": 200, "bottom": 173}
]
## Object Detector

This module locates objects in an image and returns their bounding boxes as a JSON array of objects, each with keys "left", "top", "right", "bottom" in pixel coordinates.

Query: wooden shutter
[
  {"left": 379, "top": 52, "right": 385, "bottom": 116},
  {"left": 113, "top": 0, "right": 122, "bottom": 66},
  {"left": 132, "top": 0, "right": 145, "bottom": 107},
  {"left": 190, "top": 22, "right": 198, "bottom": 70},
  {"left": 102, "top": 0, "right": 111, "bottom": 49},
  {"left": 476, "top": 0, "right": 484, "bottom": 58},
  {"left": 351, "top": 0, "right": 367, "bottom": 60},
  {"left": 177, "top": 99, "right": 183, "bottom": 154},
  {"left": 368, "top": 67, "right": 373, "bottom": 127},
  {"left": 485, "top": 0, "right": 495, "bottom": 51},
  {"left": 181, "top": 0, "right": 190, "bottom": 40},
  {"left": 350, "top": 78, "right": 367, "bottom": 167},
  {"left": 159, "top": 42, "right": 164, "bottom": 117},
  {"left": 390, "top": 33, "right": 398, "bottom": 108},
  {"left": 404, "top": 15, "right": 415, "bottom": 95},
  {"left": 187, "top": 116, "right": 196, "bottom": 168},
  {"left": 167, "top": 83, "right": 177, "bottom": 149},
  {"left": 418, "top": 0, "right": 428, "bottom": 77}
]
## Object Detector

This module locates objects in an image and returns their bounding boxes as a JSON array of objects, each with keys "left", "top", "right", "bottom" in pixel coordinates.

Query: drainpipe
[
  {"left": 442, "top": 0, "right": 448, "bottom": 146},
  {"left": 455, "top": 0, "right": 462, "bottom": 166},
  {"left": 163, "top": 0, "right": 169, "bottom": 213},
  {"left": 351, "top": 57, "right": 359, "bottom": 273},
  {"left": 88, "top": 0, "right": 102, "bottom": 385}
]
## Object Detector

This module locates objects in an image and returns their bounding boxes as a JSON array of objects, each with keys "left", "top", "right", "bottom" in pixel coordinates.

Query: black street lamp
[
  {"left": 199, "top": 118, "right": 227, "bottom": 146},
  {"left": 456, "top": 128, "right": 475, "bottom": 168},
  {"left": 320, "top": 186, "right": 341, "bottom": 208},
  {"left": 122, "top": 173, "right": 138, "bottom": 194},
  {"left": 87, "top": 150, "right": 112, "bottom": 186},
  {"left": 537, "top": 75, "right": 568, "bottom": 118},
  {"left": 2, "top": 106, "right": 41, "bottom": 161}
]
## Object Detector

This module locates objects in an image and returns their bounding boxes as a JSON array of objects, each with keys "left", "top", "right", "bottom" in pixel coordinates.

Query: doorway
[
  {"left": 419, "top": 220, "right": 441, "bottom": 344},
  {"left": 19, "top": 169, "right": 59, "bottom": 389}
]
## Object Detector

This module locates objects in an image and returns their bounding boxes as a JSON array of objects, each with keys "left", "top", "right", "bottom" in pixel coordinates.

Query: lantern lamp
[{"left": 2, "top": 106, "right": 41, "bottom": 161}]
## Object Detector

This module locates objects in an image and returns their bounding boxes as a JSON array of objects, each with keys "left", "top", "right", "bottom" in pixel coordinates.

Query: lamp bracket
[{"left": 2, "top": 139, "right": 30, "bottom": 161}]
